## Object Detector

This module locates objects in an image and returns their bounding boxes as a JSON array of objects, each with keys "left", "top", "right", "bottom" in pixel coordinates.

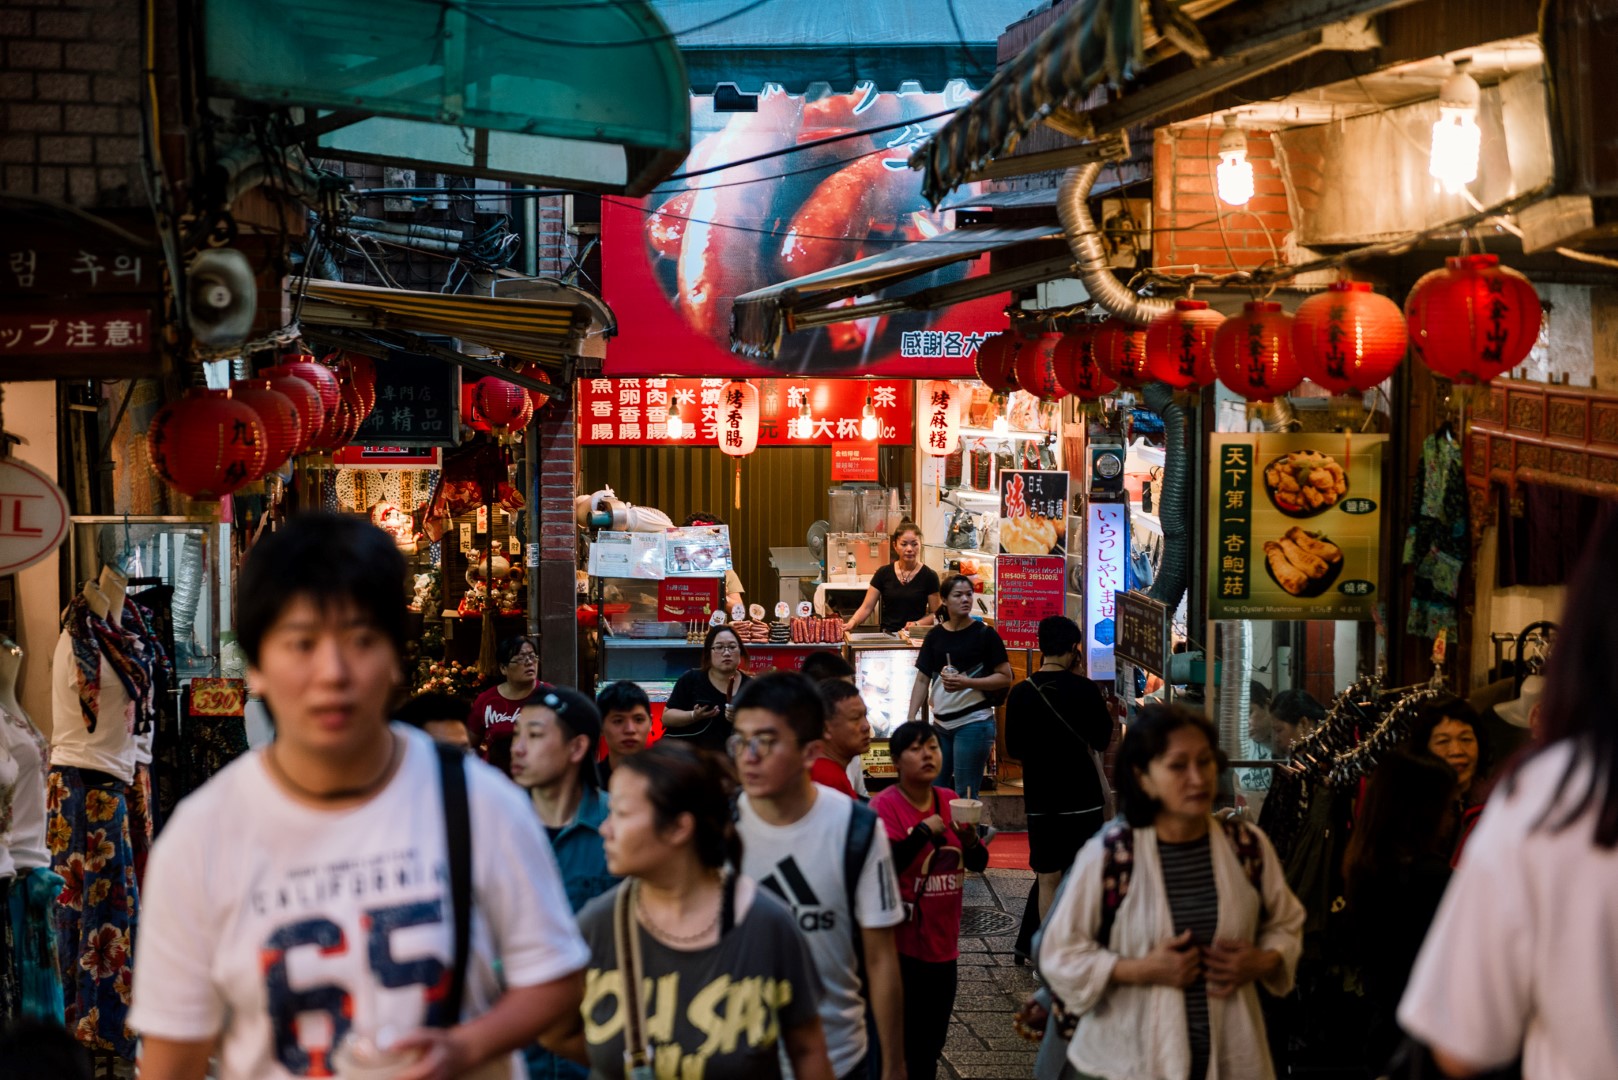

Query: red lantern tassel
[{"left": 734, "top": 458, "right": 741, "bottom": 510}]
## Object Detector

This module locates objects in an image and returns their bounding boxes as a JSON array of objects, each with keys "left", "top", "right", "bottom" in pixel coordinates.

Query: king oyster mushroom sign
[{"left": 0, "top": 458, "right": 70, "bottom": 574}]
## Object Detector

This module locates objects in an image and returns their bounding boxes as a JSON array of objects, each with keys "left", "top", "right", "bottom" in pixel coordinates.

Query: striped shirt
[{"left": 1160, "top": 834, "right": 1219, "bottom": 1080}]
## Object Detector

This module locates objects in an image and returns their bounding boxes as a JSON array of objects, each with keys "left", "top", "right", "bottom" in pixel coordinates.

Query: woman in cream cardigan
[{"left": 1039, "top": 704, "right": 1305, "bottom": 1080}]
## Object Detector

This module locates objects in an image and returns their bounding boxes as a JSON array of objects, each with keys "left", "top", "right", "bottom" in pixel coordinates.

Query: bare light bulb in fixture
[
  {"left": 666, "top": 405, "right": 684, "bottom": 440},
  {"left": 1216, "top": 115, "right": 1254, "bottom": 207},
  {"left": 860, "top": 396, "right": 879, "bottom": 441},
  {"left": 792, "top": 399, "right": 813, "bottom": 439},
  {"left": 1430, "top": 59, "right": 1481, "bottom": 194}
]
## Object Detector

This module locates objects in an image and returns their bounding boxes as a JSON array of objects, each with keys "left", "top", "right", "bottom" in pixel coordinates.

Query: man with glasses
[{"left": 732, "top": 672, "right": 908, "bottom": 1080}]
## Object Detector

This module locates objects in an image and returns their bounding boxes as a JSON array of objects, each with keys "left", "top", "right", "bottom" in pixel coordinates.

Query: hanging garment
[
  {"left": 8, "top": 866, "right": 64, "bottom": 1023},
  {"left": 60, "top": 596, "right": 154, "bottom": 737},
  {"left": 124, "top": 766, "right": 153, "bottom": 890},
  {"left": 1402, "top": 435, "right": 1467, "bottom": 640},
  {"left": 130, "top": 586, "right": 185, "bottom": 833},
  {"left": 47, "top": 766, "right": 138, "bottom": 1060}
]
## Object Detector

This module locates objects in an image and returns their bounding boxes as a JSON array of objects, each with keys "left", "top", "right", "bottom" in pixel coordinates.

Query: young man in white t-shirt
[
  {"left": 732, "top": 671, "right": 908, "bottom": 1080},
  {"left": 130, "top": 514, "right": 589, "bottom": 1080}
]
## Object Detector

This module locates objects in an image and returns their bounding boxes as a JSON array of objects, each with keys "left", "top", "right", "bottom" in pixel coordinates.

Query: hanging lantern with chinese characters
[
  {"left": 921, "top": 380, "right": 960, "bottom": 456},
  {"left": 229, "top": 380, "right": 301, "bottom": 477},
  {"left": 265, "top": 356, "right": 344, "bottom": 453},
  {"left": 974, "top": 331, "right": 1024, "bottom": 393},
  {"left": 147, "top": 388, "right": 267, "bottom": 499},
  {"left": 473, "top": 377, "right": 534, "bottom": 433},
  {"left": 1052, "top": 323, "right": 1118, "bottom": 401},
  {"left": 1013, "top": 332, "right": 1064, "bottom": 400},
  {"left": 1145, "top": 300, "right": 1223, "bottom": 390},
  {"left": 1093, "top": 320, "right": 1152, "bottom": 388},
  {"left": 1291, "top": 281, "right": 1409, "bottom": 394},
  {"left": 718, "top": 379, "right": 760, "bottom": 510},
  {"left": 1213, "top": 301, "right": 1302, "bottom": 401},
  {"left": 1404, "top": 254, "right": 1541, "bottom": 384},
  {"left": 261, "top": 373, "right": 323, "bottom": 456}
]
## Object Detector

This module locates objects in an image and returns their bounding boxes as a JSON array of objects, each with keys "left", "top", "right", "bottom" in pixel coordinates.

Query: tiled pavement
[{"left": 939, "top": 867, "right": 1041, "bottom": 1080}]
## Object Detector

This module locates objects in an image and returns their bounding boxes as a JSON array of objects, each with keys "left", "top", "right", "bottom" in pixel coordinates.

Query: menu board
[
  {"left": 1114, "top": 590, "right": 1169, "bottom": 676},
  {"left": 663, "top": 525, "right": 734, "bottom": 577},
  {"left": 994, "top": 555, "right": 1066, "bottom": 651},
  {"left": 587, "top": 531, "right": 666, "bottom": 580},
  {"left": 658, "top": 577, "right": 721, "bottom": 621},
  {"left": 1207, "top": 433, "right": 1386, "bottom": 620},
  {"left": 830, "top": 441, "right": 880, "bottom": 481},
  {"left": 999, "top": 469, "right": 1070, "bottom": 557}
]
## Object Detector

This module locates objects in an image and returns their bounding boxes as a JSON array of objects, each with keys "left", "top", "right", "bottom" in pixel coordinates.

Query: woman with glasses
[
  {"left": 556, "top": 741, "right": 835, "bottom": 1080},
  {"left": 662, "top": 625, "right": 751, "bottom": 754},
  {"left": 467, "top": 635, "right": 541, "bottom": 773}
]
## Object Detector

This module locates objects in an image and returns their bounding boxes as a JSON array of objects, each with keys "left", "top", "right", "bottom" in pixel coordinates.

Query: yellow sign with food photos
[{"left": 1206, "top": 433, "right": 1387, "bottom": 620}]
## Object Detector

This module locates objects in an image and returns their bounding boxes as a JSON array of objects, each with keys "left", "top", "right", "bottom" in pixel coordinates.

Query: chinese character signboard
[
  {"left": 1085, "top": 502, "right": 1128, "bottom": 680},
  {"left": 601, "top": 84, "right": 1007, "bottom": 379},
  {"left": 1114, "top": 590, "right": 1169, "bottom": 677},
  {"left": 331, "top": 446, "right": 441, "bottom": 469},
  {"left": 1206, "top": 433, "right": 1387, "bottom": 620},
  {"left": 350, "top": 350, "right": 459, "bottom": 446},
  {"left": 831, "top": 442, "right": 879, "bottom": 481},
  {"left": 999, "top": 470, "right": 1070, "bottom": 557},
  {"left": 995, "top": 555, "right": 1065, "bottom": 650},
  {"left": 658, "top": 577, "right": 721, "bottom": 621},
  {"left": 577, "top": 378, "right": 912, "bottom": 446}
]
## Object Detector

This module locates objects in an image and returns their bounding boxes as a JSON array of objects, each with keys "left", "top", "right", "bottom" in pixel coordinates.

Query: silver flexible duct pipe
[
  {"left": 170, "top": 533, "right": 205, "bottom": 661},
  {"left": 1264, "top": 398, "right": 1297, "bottom": 432},
  {"left": 1216, "top": 621, "right": 1253, "bottom": 761},
  {"left": 1057, "top": 162, "right": 1174, "bottom": 325}
]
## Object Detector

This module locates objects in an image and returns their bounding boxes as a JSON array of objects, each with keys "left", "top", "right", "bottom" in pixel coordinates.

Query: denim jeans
[{"left": 933, "top": 716, "right": 996, "bottom": 799}]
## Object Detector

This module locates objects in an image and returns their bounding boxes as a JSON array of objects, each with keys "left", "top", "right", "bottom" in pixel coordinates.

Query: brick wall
[
  {"left": 537, "top": 411, "right": 577, "bottom": 561},
  {"left": 1153, "top": 126, "right": 1294, "bottom": 275},
  {"left": 0, "top": 0, "right": 160, "bottom": 209}
]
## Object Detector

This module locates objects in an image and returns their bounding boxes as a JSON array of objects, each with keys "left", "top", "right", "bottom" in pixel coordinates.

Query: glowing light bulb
[
  {"left": 666, "top": 406, "right": 684, "bottom": 440},
  {"left": 1216, "top": 116, "right": 1253, "bottom": 207},
  {"left": 860, "top": 396, "right": 879, "bottom": 441},
  {"left": 792, "top": 399, "right": 813, "bottom": 439},
  {"left": 1430, "top": 61, "right": 1481, "bottom": 194}
]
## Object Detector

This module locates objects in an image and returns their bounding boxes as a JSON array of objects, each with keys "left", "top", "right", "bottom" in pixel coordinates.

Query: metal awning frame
[{"left": 300, "top": 325, "right": 573, "bottom": 405}]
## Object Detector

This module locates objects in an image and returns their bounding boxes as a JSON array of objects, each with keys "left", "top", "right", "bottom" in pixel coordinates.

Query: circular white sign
[
  {"left": 0, "top": 459, "right": 69, "bottom": 575},
  {"left": 796, "top": 601, "right": 813, "bottom": 619},
  {"left": 774, "top": 601, "right": 790, "bottom": 619}
]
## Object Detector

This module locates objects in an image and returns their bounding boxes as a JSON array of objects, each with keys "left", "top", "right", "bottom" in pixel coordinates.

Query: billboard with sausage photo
[{"left": 602, "top": 82, "right": 1008, "bottom": 378}]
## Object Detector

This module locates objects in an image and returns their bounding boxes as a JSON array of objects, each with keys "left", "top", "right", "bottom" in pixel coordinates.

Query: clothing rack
[{"left": 1324, "top": 684, "right": 1448, "bottom": 788}]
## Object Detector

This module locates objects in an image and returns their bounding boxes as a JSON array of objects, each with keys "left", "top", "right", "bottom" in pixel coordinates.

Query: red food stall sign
[
  {"left": 331, "top": 446, "right": 442, "bottom": 469},
  {"left": 994, "top": 555, "right": 1066, "bottom": 651},
  {"left": 831, "top": 441, "right": 880, "bottom": 481},
  {"left": 579, "top": 378, "right": 913, "bottom": 446},
  {"left": 658, "top": 577, "right": 721, "bottom": 621}
]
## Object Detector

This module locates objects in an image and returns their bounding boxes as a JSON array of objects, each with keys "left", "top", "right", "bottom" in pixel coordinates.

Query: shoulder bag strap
[
  {"left": 433, "top": 742, "right": 473, "bottom": 1029},
  {"left": 1030, "top": 679, "right": 1113, "bottom": 817},
  {"left": 615, "top": 883, "right": 654, "bottom": 1075},
  {"left": 843, "top": 803, "right": 879, "bottom": 989}
]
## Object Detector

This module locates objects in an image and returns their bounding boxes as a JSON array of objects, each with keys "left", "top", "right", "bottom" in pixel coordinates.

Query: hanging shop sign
[
  {"left": 349, "top": 350, "right": 460, "bottom": 447},
  {"left": 601, "top": 84, "right": 1007, "bottom": 379},
  {"left": 4, "top": 237, "right": 155, "bottom": 296},
  {"left": 999, "top": 470, "right": 1070, "bottom": 557},
  {"left": 0, "top": 308, "right": 153, "bottom": 355},
  {"left": 995, "top": 555, "right": 1065, "bottom": 651},
  {"left": 188, "top": 677, "right": 247, "bottom": 717},
  {"left": 1206, "top": 433, "right": 1387, "bottom": 620},
  {"left": 1085, "top": 502, "right": 1128, "bottom": 680},
  {"left": 831, "top": 441, "right": 880, "bottom": 481},
  {"left": 331, "top": 446, "right": 442, "bottom": 469},
  {"left": 0, "top": 458, "right": 69, "bottom": 575},
  {"left": 578, "top": 378, "right": 913, "bottom": 446},
  {"left": 658, "top": 577, "right": 722, "bottom": 621},
  {"left": 1114, "top": 589, "right": 1169, "bottom": 677}
]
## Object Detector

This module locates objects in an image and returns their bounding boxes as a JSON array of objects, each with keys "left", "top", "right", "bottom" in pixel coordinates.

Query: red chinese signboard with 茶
[
  {"left": 831, "top": 442, "right": 879, "bottom": 481},
  {"left": 658, "top": 577, "right": 721, "bottom": 621},
  {"left": 995, "top": 555, "right": 1066, "bottom": 651},
  {"left": 578, "top": 378, "right": 913, "bottom": 446}
]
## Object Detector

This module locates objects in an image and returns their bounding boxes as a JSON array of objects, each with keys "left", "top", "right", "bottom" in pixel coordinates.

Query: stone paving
[{"left": 938, "top": 867, "right": 1041, "bottom": 1080}]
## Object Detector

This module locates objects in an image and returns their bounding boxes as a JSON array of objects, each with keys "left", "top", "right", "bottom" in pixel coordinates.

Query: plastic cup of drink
[
  {"left": 332, "top": 1031, "right": 419, "bottom": 1080},
  {"left": 950, "top": 798, "right": 983, "bottom": 826}
]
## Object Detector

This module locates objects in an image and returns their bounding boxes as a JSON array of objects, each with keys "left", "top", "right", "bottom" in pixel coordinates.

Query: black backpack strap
[
  {"left": 843, "top": 801, "right": 879, "bottom": 991},
  {"left": 436, "top": 741, "right": 473, "bottom": 1028}
]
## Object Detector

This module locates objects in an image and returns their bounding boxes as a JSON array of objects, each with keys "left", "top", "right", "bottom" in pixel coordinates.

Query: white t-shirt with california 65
[
  {"left": 738, "top": 786, "right": 905, "bottom": 1078},
  {"left": 129, "top": 724, "right": 589, "bottom": 1080}
]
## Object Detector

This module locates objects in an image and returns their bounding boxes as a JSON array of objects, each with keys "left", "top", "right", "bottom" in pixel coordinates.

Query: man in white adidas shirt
[
  {"left": 733, "top": 671, "right": 908, "bottom": 1080},
  {"left": 131, "top": 514, "right": 588, "bottom": 1080}
]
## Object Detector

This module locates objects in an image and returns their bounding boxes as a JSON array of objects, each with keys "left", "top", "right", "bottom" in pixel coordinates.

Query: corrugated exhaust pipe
[{"left": 1057, "top": 162, "right": 1173, "bottom": 325}]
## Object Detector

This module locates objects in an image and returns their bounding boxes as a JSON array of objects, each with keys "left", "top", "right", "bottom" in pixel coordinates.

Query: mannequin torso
[
  {"left": 0, "top": 637, "right": 49, "bottom": 870},
  {"left": 51, "top": 582, "right": 137, "bottom": 783}
]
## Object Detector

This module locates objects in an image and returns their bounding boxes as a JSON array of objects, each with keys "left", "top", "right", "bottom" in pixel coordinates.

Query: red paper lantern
[
  {"left": 262, "top": 374, "right": 323, "bottom": 456},
  {"left": 473, "top": 377, "right": 534, "bottom": 432},
  {"left": 333, "top": 375, "right": 368, "bottom": 445},
  {"left": 512, "top": 362, "right": 553, "bottom": 412},
  {"left": 920, "top": 380, "right": 961, "bottom": 456},
  {"left": 1145, "top": 300, "right": 1224, "bottom": 390},
  {"left": 264, "top": 357, "right": 343, "bottom": 452},
  {"left": 1213, "top": 301, "right": 1301, "bottom": 401},
  {"left": 718, "top": 380, "right": 760, "bottom": 457},
  {"left": 229, "top": 380, "right": 301, "bottom": 477},
  {"left": 1013, "top": 333, "right": 1064, "bottom": 400},
  {"left": 1052, "top": 324, "right": 1119, "bottom": 401},
  {"left": 974, "top": 332, "right": 1024, "bottom": 393},
  {"left": 1093, "top": 320, "right": 1152, "bottom": 388},
  {"left": 147, "top": 388, "right": 267, "bottom": 499},
  {"left": 461, "top": 382, "right": 494, "bottom": 434},
  {"left": 1292, "top": 282, "right": 1409, "bottom": 394},
  {"left": 1405, "top": 254, "right": 1541, "bottom": 383},
  {"left": 344, "top": 353, "right": 378, "bottom": 415}
]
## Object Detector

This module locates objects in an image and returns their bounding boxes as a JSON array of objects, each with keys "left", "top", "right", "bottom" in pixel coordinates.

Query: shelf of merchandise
[{"left": 959, "top": 425, "right": 1059, "bottom": 440}]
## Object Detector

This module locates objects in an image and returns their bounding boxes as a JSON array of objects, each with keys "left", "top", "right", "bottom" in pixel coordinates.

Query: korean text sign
[
  {"left": 994, "top": 555, "right": 1065, "bottom": 650},
  {"left": 1206, "top": 433, "right": 1386, "bottom": 620},
  {"left": 1085, "top": 502, "right": 1128, "bottom": 680}
]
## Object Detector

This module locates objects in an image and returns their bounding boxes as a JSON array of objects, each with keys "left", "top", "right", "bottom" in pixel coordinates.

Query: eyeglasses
[
  {"left": 711, "top": 643, "right": 740, "bottom": 653},
  {"left": 726, "top": 732, "right": 783, "bottom": 759}
]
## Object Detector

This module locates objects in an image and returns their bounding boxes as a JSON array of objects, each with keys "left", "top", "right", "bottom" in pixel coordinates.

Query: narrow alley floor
[{"left": 944, "top": 867, "right": 1040, "bottom": 1080}]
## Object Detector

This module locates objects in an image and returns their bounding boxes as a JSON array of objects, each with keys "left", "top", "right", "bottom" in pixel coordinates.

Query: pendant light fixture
[
  {"left": 860, "top": 395, "right": 880, "bottom": 441},
  {"left": 665, "top": 404, "right": 685, "bottom": 440},
  {"left": 1216, "top": 115, "right": 1254, "bottom": 207},
  {"left": 1430, "top": 58, "right": 1481, "bottom": 195}
]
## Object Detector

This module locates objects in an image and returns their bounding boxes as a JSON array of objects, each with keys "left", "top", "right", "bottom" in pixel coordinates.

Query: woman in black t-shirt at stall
[
  {"left": 662, "top": 624, "right": 752, "bottom": 753},
  {"left": 908, "top": 574, "right": 1012, "bottom": 800},
  {"left": 848, "top": 523, "right": 942, "bottom": 634}
]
